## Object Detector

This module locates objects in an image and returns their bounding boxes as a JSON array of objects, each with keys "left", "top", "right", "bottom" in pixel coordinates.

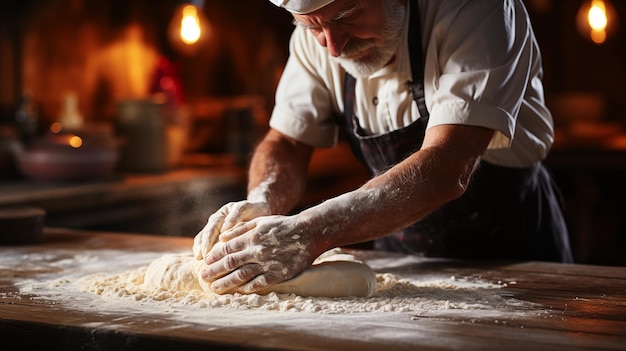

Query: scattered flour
[
  {"left": 2, "top": 247, "right": 544, "bottom": 329},
  {"left": 74, "top": 266, "right": 515, "bottom": 314}
]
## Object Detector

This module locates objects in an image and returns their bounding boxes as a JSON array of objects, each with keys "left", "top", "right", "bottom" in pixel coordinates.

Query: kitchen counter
[
  {"left": 0, "top": 167, "right": 247, "bottom": 235},
  {"left": 0, "top": 167, "right": 245, "bottom": 210},
  {"left": 0, "top": 146, "right": 368, "bottom": 236},
  {"left": 1, "top": 228, "right": 625, "bottom": 351}
]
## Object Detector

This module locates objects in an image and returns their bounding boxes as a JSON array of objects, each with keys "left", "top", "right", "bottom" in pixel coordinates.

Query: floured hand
[
  {"left": 193, "top": 200, "right": 271, "bottom": 260},
  {"left": 199, "top": 214, "right": 320, "bottom": 294}
]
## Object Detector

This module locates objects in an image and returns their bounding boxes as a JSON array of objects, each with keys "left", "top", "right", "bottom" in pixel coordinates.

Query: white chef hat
[{"left": 269, "top": 0, "right": 336, "bottom": 14}]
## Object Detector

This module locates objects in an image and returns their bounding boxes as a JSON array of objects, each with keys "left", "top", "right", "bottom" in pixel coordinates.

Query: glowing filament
[
  {"left": 180, "top": 5, "right": 201, "bottom": 45},
  {"left": 588, "top": 1, "right": 608, "bottom": 31}
]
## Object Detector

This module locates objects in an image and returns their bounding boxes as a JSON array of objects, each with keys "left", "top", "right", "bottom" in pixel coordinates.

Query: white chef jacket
[{"left": 269, "top": 0, "right": 554, "bottom": 168}]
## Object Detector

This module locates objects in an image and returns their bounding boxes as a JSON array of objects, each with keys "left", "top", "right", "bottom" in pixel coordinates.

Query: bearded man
[{"left": 193, "top": 0, "right": 573, "bottom": 295}]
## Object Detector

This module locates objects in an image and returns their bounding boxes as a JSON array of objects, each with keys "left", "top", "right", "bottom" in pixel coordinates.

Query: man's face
[{"left": 292, "top": 0, "right": 407, "bottom": 78}]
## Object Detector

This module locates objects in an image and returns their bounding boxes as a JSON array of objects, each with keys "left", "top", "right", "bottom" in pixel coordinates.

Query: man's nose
[{"left": 322, "top": 25, "right": 347, "bottom": 57}]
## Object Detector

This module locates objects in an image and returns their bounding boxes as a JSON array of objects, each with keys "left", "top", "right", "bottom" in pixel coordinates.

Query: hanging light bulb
[
  {"left": 168, "top": 0, "right": 210, "bottom": 55},
  {"left": 576, "top": 0, "right": 618, "bottom": 45},
  {"left": 180, "top": 5, "right": 202, "bottom": 44}
]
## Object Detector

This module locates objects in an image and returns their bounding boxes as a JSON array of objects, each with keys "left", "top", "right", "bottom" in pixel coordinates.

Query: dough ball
[
  {"left": 143, "top": 249, "right": 377, "bottom": 298},
  {"left": 144, "top": 253, "right": 211, "bottom": 292}
]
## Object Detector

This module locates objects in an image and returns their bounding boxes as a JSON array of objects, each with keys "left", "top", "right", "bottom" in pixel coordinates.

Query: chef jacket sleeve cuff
[
  {"left": 428, "top": 100, "right": 513, "bottom": 150},
  {"left": 269, "top": 105, "right": 339, "bottom": 148}
]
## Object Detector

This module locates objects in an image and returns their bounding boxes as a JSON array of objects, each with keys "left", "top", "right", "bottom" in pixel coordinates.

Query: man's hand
[
  {"left": 199, "top": 214, "right": 318, "bottom": 294},
  {"left": 192, "top": 201, "right": 271, "bottom": 260}
]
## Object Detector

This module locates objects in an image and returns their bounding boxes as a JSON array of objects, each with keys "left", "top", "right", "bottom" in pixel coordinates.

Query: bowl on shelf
[{"left": 17, "top": 131, "right": 118, "bottom": 182}]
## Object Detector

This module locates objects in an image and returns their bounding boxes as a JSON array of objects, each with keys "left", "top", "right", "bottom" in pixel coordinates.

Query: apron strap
[
  {"left": 339, "top": 0, "right": 428, "bottom": 173},
  {"left": 406, "top": 0, "right": 429, "bottom": 119}
]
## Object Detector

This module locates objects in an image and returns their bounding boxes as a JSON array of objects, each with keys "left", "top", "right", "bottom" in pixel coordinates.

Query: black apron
[{"left": 336, "top": 1, "right": 573, "bottom": 263}]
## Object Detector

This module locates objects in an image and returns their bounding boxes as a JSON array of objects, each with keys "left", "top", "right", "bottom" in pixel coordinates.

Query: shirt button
[{"left": 372, "top": 96, "right": 378, "bottom": 106}]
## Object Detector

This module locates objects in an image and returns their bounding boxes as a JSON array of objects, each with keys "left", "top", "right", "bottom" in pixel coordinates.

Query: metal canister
[{"left": 115, "top": 99, "right": 169, "bottom": 173}]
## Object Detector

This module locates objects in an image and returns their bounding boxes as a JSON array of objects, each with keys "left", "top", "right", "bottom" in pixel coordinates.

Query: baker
[{"left": 193, "top": 0, "right": 574, "bottom": 294}]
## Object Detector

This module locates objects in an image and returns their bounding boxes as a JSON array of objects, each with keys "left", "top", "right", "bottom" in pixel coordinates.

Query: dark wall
[{"left": 528, "top": 0, "right": 626, "bottom": 122}]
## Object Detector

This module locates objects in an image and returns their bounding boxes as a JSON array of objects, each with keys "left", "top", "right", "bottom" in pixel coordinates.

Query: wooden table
[{"left": 1, "top": 228, "right": 625, "bottom": 351}]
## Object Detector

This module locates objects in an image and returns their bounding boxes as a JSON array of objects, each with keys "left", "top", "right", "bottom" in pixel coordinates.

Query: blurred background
[{"left": 0, "top": 0, "right": 624, "bottom": 266}]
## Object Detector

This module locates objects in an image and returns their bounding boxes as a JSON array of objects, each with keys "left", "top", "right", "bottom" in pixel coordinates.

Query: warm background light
[
  {"left": 50, "top": 122, "right": 63, "bottom": 134},
  {"left": 576, "top": 0, "right": 618, "bottom": 44},
  {"left": 168, "top": 0, "right": 211, "bottom": 56},
  {"left": 69, "top": 135, "right": 82, "bottom": 148},
  {"left": 180, "top": 4, "right": 202, "bottom": 45}
]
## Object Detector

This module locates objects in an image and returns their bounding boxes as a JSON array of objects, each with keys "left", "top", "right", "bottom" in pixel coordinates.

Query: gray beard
[
  {"left": 332, "top": 44, "right": 398, "bottom": 78},
  {"left": 331, "top": 1, "right": 406, "bottom": 78}
]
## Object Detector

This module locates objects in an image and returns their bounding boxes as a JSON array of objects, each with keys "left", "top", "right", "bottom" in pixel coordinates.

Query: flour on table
[
  {"left": 75, "top": 253, "right": 538, "bottom": 315},
  {"left": 3, "top": 244, "right": 548, "bottom": 341},
  {"left": 143, "top": 248, "right": 377, "bottom": 297}
]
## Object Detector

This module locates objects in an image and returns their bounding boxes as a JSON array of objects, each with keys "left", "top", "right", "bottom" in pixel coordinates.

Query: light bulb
[
  {"left": 576, "top": 0, "right": 618, "bottom": 45},
  {"left": 180, "top": 5, "right": 202, "bottom": 44},
  {"left": 168, "top": 0, "right": 210, "bottom": 55}
]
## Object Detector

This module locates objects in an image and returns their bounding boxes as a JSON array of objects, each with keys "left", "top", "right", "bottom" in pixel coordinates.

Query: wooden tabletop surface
[{"left": 1, "top": 228, "right": 625, "bottom": 351}]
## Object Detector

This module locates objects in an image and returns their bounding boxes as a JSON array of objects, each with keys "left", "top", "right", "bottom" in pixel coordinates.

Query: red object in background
[{"left": 149, "top": 56, "right": 185, "bottom": 106}]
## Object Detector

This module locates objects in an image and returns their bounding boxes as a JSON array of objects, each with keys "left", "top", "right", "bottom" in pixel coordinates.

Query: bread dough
[
  {"left": 143, "top": 248, "right": 377, "bottom": 298},
  {"left": 144, "top": 252, "right": 212, "bottom": 292}
]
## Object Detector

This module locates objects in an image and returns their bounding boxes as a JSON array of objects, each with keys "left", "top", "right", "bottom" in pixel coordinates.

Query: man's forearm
[
  {"left": 247, "top": 129, "right": 313, "bottom": 214},
  {"left": 297, "top": 124, "right": 493, "bottom": 251}
]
